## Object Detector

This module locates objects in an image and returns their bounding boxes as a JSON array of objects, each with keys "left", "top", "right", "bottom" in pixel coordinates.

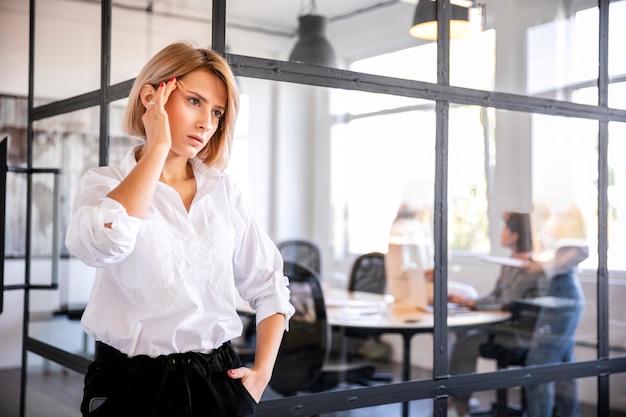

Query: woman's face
[
  {"left": 165, "top": 68, "right": 227, "bottom": 159},
  {"left": 500, "top": 223, "right": 518, "bottom": 251}
]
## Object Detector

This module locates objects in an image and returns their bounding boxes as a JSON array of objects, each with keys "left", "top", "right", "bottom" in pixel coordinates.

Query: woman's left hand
[{"left": 227, "top": 366, "right": 268, "bottom": 403}]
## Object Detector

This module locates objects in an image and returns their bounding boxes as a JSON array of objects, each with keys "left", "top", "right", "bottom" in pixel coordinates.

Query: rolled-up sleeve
[
  {"left": 232, "top": 212, "right": 295, "bottom": 330},
  {"left": 66, "top": 176, "right": 143, "bottom": 268}
]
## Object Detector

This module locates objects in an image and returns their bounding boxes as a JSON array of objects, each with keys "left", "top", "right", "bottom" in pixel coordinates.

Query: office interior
[{"left": 1, "top": 0, "right": 626, "bottom": 416}]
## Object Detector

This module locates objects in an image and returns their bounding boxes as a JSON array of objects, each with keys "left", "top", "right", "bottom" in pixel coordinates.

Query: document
[{"left": 479, "top": 255, "right": 525, "bottom": 268}]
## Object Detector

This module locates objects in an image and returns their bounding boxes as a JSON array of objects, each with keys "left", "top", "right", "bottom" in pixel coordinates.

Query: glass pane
[
  {"left": 109, "top": 98, "right": 142, "bottom": 165},
  {"left": 111, "top": 2, "right": 212, "bottom": 85},
  {"left": 448, "top": 105, "right": 490, "bottom": 254},
  {"left": 531, "top": 112, "right": 598, "bottom": 368},
  {"left": 608, "top": 122, "right": 626, "bottom": 272},
  {"left": 1, "top": 0, "right": 29, "bottom": 96},
  {"left": 609, "top": 0, "right": 626, "bottom": 110},
  {"left": 531, "top": 114, "right": 598, "bottom": 271},
  {"left": 226, "top": 0, "right": 421, "bottom": 73},
  {"left": 1, "top": 95, "right": 28, "bottom": 257},
  {"left": 329, "top": 90, "right": 436, "bottom": 263},
  {"left": 609, "top": 373, "right": 626, "bottom": 414},
  {"left": 453, "top": 0, "right": 599, "bottom": 103},
  {"left": 34, "top": 0, "right": 100, "bottom": 101},
  {"left": 608, "top": 122, "right": 626, "bottom": 358}
]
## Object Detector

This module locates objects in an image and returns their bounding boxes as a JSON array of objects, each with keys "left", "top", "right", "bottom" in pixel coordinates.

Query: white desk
[{"left": 324, "top": 286, "right": 511, "bottom": 417}]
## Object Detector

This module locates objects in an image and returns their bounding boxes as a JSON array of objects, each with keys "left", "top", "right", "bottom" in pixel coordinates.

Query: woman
[
  {"left": 446, "top": 212, "right": 549, "bottom": 417},
  {"left": 66, "top": 41, "right": 294, "bottom": 417},
  {"left": 522, "top": 206, "right": 588, "bottom": 417}
]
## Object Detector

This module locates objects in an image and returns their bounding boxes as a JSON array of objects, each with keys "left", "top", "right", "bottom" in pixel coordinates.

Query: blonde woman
[{"left": 66, "top": 42, "right": 294, "bottom": 417}]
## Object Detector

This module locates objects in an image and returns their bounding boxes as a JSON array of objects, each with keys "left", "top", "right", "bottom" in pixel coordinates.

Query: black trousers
[{"left": 81, "top": 341, "right": 257, "bottom": 417}]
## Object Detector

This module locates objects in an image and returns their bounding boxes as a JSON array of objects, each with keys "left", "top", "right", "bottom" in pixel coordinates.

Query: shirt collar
[{"left": 120, "top": 145, "right": 223, "bottom": 195}]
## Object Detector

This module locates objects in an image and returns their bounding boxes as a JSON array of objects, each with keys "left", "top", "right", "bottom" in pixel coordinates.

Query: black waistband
[{"left": 94, "top": 341, "right": 241, "bottom": 372}]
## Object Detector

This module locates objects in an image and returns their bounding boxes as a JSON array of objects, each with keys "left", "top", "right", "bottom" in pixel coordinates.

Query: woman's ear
[{"left": 139, "top": 84, "right": 156, "bottom": 109}]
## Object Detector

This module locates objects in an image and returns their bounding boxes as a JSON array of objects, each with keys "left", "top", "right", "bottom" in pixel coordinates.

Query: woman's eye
[
  {"left": 213, "top": 109, "right": 224, "bottom": 118},
  {"left": 188, "top": 97, "right": 200, "bottom": 106}
]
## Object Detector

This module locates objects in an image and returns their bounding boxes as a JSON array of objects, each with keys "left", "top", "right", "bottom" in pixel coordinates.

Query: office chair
[
  {"left": 343, "top": 252, "right": 393, "bottom": 382},
  {"left": 348, "top": 252, "right": 388, "bottom": 295},
  {"left": 277, "top": 239, "right": 322, "bottom": 274},
  {"left": 236, "top": 239, "right": 321, "bottom": 364},
  {"left": 472, "top": 302, "right": 540, "bottom": 416},
  {"left": 269, "top": 261, "right": 379, "bottom": 396},
  {"left": 473, "top": 333, "right": 528, "bottom": 416}
]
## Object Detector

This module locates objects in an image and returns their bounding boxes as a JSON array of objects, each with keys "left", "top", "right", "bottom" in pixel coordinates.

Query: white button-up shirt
[{"left": 66, "top": 147, "right": 294, "bottom": 358}]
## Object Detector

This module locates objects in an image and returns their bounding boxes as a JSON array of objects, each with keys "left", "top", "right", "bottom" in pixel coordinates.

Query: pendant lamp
[
  {"left": 289, "top": 13, "right": 339, "bottom": 67},
  {"left": 409, "top": 0, "right": 471, "bottom": 41}
]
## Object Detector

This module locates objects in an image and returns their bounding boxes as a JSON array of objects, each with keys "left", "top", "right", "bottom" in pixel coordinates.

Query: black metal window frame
[{"left": 14, "top": 0, "right": 626, "bottom": 416}]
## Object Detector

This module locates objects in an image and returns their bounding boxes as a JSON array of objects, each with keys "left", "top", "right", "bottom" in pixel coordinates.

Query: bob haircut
[
  {"left": 503, "top": 211, "right": 533, "bottom": 253},
  {"left": 123, "top": 41, "right": 239, "bottom": 170}
]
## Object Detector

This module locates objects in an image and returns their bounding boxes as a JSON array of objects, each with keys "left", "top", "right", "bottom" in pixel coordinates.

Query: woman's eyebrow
[{"left": 177, "top": 81, "right": 225, "bottom": 110}]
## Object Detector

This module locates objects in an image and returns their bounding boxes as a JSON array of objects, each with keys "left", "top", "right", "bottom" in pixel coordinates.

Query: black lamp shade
[
  {"left": 289, "top": 14, "right": 339, "bottom": 67},
  {"left": 409, "top": 0, "right": 470, "bottom": 41}
]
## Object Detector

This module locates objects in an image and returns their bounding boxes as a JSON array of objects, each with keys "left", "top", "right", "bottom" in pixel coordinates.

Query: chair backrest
[
  {"left": 269, "top": 261, "right": 331, "bottom": 396},
  {"left": 277, "top": 239, "right": 322, "bottom": 274},
  {"left": 348, "top": 252, "right": 387, "bottom": 294}
]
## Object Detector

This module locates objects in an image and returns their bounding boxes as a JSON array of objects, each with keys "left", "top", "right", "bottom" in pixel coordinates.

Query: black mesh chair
[
  {"left": 348, "top": 252, "right": 388, "bottom": 294},
  {"left": 269, "top": 261, "right": 331, "bottom": 395},
  {"left": 277, "top": 239, "right": 322, "bottom": 274},
  {"left": 472, "top": 301, "right": 540, "bottom": 416},
  {"left": 270, "top": 261, "right": 379, "bottom": 396},
  {"left": 236, "top": 240, "right": 321, "bottom": 364},
  {"left": 342, "top": 252, "right": 393, "bottom": 383}
]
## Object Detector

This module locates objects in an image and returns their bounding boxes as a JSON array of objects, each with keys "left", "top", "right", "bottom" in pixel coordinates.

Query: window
[{"left": 330, "top": 31, "right": 495, "bottom": 258}]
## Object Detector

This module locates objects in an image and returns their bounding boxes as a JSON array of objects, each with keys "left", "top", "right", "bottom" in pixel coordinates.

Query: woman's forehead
[{"left": 179, "top": 69, "right": 227, "bottom": 101}]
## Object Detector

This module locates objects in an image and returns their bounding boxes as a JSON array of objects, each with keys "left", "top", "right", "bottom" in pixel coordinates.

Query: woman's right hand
[{"left": 141, "top": 78, "right": 177, "bottom": 152}]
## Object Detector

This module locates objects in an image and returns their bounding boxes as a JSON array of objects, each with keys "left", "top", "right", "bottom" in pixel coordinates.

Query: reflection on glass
[{"left": 34, "top": 0, "right": 100, "bottom": 101}]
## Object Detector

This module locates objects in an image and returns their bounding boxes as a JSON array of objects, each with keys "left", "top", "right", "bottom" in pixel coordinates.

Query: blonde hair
[{"left": 123, "top": 41, "right": 239, "bottom": 170}]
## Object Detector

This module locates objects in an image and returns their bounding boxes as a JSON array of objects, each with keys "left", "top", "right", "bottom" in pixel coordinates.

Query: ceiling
[{"left": 112, "top": 0, "right": 422, "bottom": 62}]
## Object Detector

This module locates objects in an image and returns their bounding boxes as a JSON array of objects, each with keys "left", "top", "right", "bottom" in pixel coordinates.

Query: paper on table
[
  {"left": 479, "top": 255, "right": 525, "bottom": 268},
  {"left": 326, "top": 299, "right": 387, "bottom": 320},
  {"left": 325, "top": 298, "right": 386, "bottom": 308}
]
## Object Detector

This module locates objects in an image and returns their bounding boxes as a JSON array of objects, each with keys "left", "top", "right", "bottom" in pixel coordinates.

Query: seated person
[
  {"left": 386, "top": 179, "right": 478, "bottom": 310},
  {"left": 446, "top": 212, "right": 549, "bottom": 417}
]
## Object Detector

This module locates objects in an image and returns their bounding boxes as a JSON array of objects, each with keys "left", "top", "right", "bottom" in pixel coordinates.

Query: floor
[
  {"left": 0, "top": 361, "right": 618, "bottom": 417},
  {"left": 0, "top": 361, "right": 495, "bottom": 417}
]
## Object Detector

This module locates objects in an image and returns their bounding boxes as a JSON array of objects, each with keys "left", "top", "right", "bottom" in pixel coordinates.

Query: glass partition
[
  {"left": 110, "top": 2, "right": 213, "bottom": 86},
  {"left": 28, "top": 108, "right": 99, "bottom": 365},
  {"left": 608, "top": 121, "right": 626, "bottom": 357},
  {"left": 609, "top": 0, "right": 626, "bottom": 110},
  {"left": 454, "top": 0, "right": 599, "bottom": 102},
  {"left": 34, "top": 0, "right": 100, "bottom": 101},
  {"left": 7, "top": 0, "right": 625, "bottom": 416}
]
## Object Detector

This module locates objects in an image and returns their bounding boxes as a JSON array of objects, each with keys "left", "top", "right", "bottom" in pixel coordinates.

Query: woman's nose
[{"left": 197, "top": 112, "right": 213, "bottom": 131}]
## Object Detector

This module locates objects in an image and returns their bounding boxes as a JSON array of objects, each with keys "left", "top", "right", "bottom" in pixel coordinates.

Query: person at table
[
  {"left": 386, "top": 179, "right": 477, "bottom": 310},
  {"left": 446, "top": 211, "right": 549, "bottom": 417},
  {"left": 521, "top": 205, "right": 588, "bottom": 417}
]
